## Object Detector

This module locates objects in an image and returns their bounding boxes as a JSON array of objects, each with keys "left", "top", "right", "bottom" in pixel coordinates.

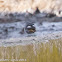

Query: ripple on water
[{"left": 0, "top": 21, "right": 62, "bottom": 39}]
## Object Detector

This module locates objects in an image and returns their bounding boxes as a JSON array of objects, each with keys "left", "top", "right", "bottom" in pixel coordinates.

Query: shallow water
[{"left": 0, "top": 21, "right": 62, "bottom": 39}]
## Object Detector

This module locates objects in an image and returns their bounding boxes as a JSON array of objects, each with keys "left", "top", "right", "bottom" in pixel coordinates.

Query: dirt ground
[
  {"left": 0, "top": 12, "right": 62, "bottom": 23},
  {"left": 0, "top": 12, "right": 62, "bottom": 43}
]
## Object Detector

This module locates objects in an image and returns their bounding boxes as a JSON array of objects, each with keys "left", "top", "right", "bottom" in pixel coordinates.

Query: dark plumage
[
  {"left": 25, "top": 23, "right": 36, "bottom": 34},
  {"left": 46, "top": 13, "right": 56, "bottom": 18}
]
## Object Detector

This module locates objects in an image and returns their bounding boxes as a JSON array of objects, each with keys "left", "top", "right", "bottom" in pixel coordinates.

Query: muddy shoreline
[
  {"left": 0, "top": 12, "right": 62, "bottom": 44},
  {"left": 0, "top": 31, "right": 62, "bottom": 47},
  {"left": 0, "top": 12, "right": 62, "bottom": 23}
]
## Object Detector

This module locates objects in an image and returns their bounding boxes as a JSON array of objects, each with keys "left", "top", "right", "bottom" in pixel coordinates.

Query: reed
[{"left": 0, "top": 38, "right": 62, "bottom": 62}]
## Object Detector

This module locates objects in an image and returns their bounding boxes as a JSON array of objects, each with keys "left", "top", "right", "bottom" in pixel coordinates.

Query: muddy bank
[
  {"left": 0, "top": 31, "right": 62, "bottom": 47},
  {"left": 0, "top": 21, "right": 62, "bottom": 39},
  {"left": 0, "top": 21, "right": 62, "bottom": 47},
  {"left": 0, "top": 12, "right": 62, "bottom": 44},
  {"left": 0, "top": 12, "right": 62, "bottom": 23}
]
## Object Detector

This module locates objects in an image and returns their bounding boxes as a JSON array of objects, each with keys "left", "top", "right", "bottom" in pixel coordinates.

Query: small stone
[
  {"left": 20, "top": 28, "right": 24, "bottom": 34},
  {"left": 49, "top": 28, "right": 54, "bottom": 31},
  {"left": 46, "top": 13, "right": 56, "bottom": 18},
  {"left": 0, "top": 32, "right": 2, "bottom": 34},
  {"left": 4, "top": 29, "right": 8, "bottom": 32},
  {"left": 52, "top": 25, "right": 55, "bottom": 27},
  {"left": 56, "top": 35, "right": 59, "bottom": 37},
  {"left": 9, "top": 26, "right": 14, "bottom": 29},
  {"left": 9, "top": 13, "right": 14, "bottom": 17}
]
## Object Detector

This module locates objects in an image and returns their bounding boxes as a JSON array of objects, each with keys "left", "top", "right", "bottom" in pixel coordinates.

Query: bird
[{"left": 25, "top": 23, "right": 36, "bottom": 34}]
